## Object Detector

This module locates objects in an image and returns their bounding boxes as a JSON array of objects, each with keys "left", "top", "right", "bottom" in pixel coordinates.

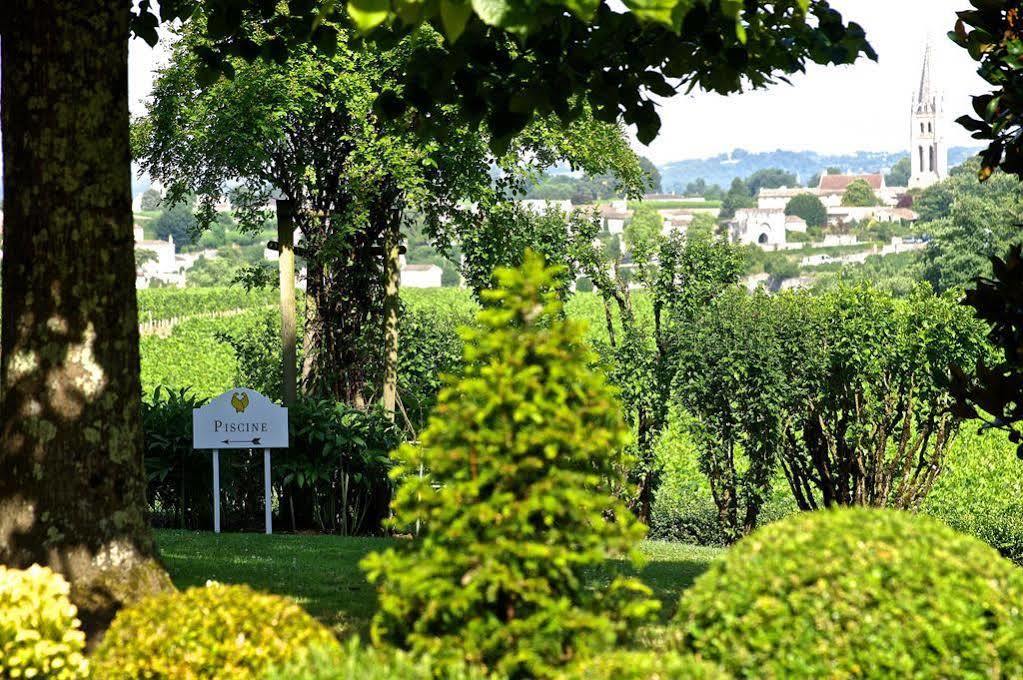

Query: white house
[
  {"left": 135, "top": 225, "right": 183, "bottom": 288},
  {"left": 730, "top": 209, "right": 787, "bottom": 247},
  {"left": 785, "top": 215, "right": 808, "bottom": 233},
  {"left": 401, "top": 263, "right": 444, "bottom": 288},
  {"left": 596, "top": 203, "right": 632, "bottom": 235},
  {"left": 519, "top": 199, "right": 574, "bottom": 215}
]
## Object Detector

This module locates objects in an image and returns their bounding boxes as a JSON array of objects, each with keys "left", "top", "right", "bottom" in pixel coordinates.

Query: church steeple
[
  {"left": 916, "top": 42, "right": 935, "bottom": 113},
  {"left": 909, "top": 41, "right": 946, "bottom": 189}
]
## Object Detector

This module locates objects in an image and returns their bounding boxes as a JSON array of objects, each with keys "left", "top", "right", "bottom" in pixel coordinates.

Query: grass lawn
[{"left": 156, "top": 531, "right": 722, "bottom": 638}]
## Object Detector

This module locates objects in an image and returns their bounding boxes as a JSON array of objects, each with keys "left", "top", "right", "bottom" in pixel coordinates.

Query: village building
[
  {"left": 518, "top": 199, "right": 574, "bottom": 216},
  {"left": 400, "top": 262, "right": 445, "bottom": 288},
  {"left": 909, "top": 43, "right": 947, "bottom": 189},
  {"left": 596, "top": 202, "right": 632, "bottom": 235},
  {"left": 752, "top": 43, "right": 941, "bottom": 224},
  {"left": 134, "top": 224, "right": 217, "bottom": 288},
  {"left": 785, "top": 215, "right": 808, "bottom": 233},
  {"left": 730, "top": 209, "right": 788, "bottom": 247}
]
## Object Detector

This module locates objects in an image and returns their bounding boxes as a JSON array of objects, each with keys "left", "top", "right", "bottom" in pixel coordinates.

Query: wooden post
[
  {"left": 381, "top": 220, "right": 400, "bottom": 421},
  {"left": 264, "top": 449, "right": 273, "bottom": 535},
  {"left": 277, "top": 199, "right": 297, "bottom": 408},
  {"left": 212, "top": 449, "right": 221, "bottom": 534}
]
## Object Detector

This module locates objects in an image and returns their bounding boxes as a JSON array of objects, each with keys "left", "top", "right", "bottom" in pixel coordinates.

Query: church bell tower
[{"left": 909, "top": 43, "right": 947, "bottom": 189}]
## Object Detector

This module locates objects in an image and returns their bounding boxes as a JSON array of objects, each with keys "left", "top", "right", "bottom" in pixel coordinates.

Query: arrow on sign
[{"left": 222, "top": 438, "right": 263, "bottom": 446}]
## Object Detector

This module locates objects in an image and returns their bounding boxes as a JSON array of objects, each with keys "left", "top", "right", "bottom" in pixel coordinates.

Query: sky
[
  {"left": 629, "top": 0, "right": 988, "bottom": 163},
  {"left": 126, "top": 0, "right": 989, "bottom": 166}
]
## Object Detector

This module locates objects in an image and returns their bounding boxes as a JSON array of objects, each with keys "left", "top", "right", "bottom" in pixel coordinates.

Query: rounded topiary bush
[
  {"left": 0, "top": 564, "right": 88, "bottom": 679},
  {"left": 558, "top": 651, "right": 729, "bottom": 680},
  {"left": 675, "top": 508, "right": 1023, "bottom": 678},
  {"left": 91, "top": 582, "right": 340, "bottom": 679}
]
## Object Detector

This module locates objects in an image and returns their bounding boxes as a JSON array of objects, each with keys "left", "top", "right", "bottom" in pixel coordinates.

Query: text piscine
[{"left": 213, "top": 421, "right": 271, "bottom": 432}]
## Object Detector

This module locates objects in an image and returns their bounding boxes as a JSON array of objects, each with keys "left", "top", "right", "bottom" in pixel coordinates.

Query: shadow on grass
[
  {"left": 157, "top": 530, "right": 392, "bottom": 638},
  {"left": 157, "top": 531, "right": 724, "bottom": 639}
]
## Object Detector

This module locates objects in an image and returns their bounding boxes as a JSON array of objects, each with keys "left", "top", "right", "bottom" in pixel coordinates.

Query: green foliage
[
  {"left": 215, "top": 311, "right": 296, "bottom": 401},
  {"left": 783, "top": 193, "right": 827, "bottom": 228},
  {"left": 649, "top": 412, "right": 797, "bottom": 545},
  {"left": 458, "top": 203, "right": 580, "bottom": 299},
  {"left": 920, "top": 166, "right": 1023, "bottom": 293},
  {"left": 951, "top": 244, "right": 1023, "bottom": 454},
  {"left": 558, "top": 651, "right": 728, "bottom": 680},
  {"left": 138, "top": 17, "right": 644, "bottom": 401},
  {"left": 283, "top": 400, "right": 400, "bottom": 535},
  {"left": 623, "top": 205, "right": 663, "bottom": 261},
  {"left": 674, "top": 508, "right": 1023, "bottom": 679},
  {"left": 638, "top": 156, "right": 662, "bottom": 193},
  {"left": 0, "top": 565, "right": 88, "bottom": 680},
  {"left": 142, "top": 387, "right": 209, "bottom": 528},
  {"left": 140, "top": 309, "right": 273, "bottom": 399},
  {"left": 885, "top": 155, "right": 911, "bottom": 186},
  {"left": 840, "top": 178, "right": 879, "bottom": 206},
  {"left": 362, "top": 253, "right": 658, "bottom": 677},
  {"left": 672, "top": 289, "right": 797, "bottom": 540},
  {"left": 187, "top": 250, "right": 275, "bottom": 288},
  {"left": 525, "top": 170, "right": 643, "bottom": 203},
  {"left": 140, "top": 187, "right": 163, "bottom": 211},
  {"left": 683, "top": 179, "right": 724, "bottom": 200},
  {"left": 923, "top": 429, "right": 1023, "bottom": 563},
  {"left": 573, "top": 211, "right": 745, "bottom": 520},
  {"left": 719, "top": 177, "right": 756, "bottom": 218},
  {"left": 398, "top": 288, "right": 479, "bottom": 431},
  {"left": 153, "top": 202, "right": 199, "bottom": 244},
  {"left": 265, "top": 640, "right": 489, "bottom": 680},
  {"left": 951, "top": 4, "right": 1023, "bottom": 180},
  {"left": 763, "top": 257, "right": 800, "bottom": 288},
  {"left": 745, "top": 168, "right": 798, "bottom": 195},
  {"left": 137, "top": 286, "right": 276, "bottom": 321},
  {"left": 92, "top": 583, "right": 340, "bottom": 679},
  {"left": 914, "top": 179, "right": 954, "bottom": 222},
  {"left": 151, "top": 1, "right": 875, "bottom": 149},
  {"left": 672, "top": 286, "right": 987, "bottom": 541}
]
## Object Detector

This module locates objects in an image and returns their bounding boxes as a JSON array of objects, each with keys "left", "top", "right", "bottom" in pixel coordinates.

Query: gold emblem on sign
[{"left": 231, "top": 392, "right": 250, "bottom": 413}]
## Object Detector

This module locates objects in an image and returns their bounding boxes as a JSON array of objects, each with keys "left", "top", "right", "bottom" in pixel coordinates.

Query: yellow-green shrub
[
  {"left": 557, "top": 651, "right": 730, "bottom": 680},
  {"left": 362, "top": 253, "right": 659, "bottom": 678},
  {"left": 0, "top": 564, "right": 88, "bottom": 679},
  {"left": 92, "top": 582, "right": 339, "bottom": 679},
  {"left": 264, "top": 639, "right": 490, "bottom": 679},
  {"left": 675, "top": 508, "right": 1023, "bottom": 678}
]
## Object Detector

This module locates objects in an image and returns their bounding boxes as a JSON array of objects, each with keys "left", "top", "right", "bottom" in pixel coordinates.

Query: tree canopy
[
  {"left": 952, "top": 2, "right": 1023, "bottom": 180},
  {"left": 921, "top": 163, "right": 1023, "bottom": 293},
  {"left": 841, "top": 179, "right": 879, "bottom": 207},
  {"left": 784, "top": 193, "right": 827, "bottom": 228},
  {"left": 133, "top": 1, "right": 875, "bottom": 147}
]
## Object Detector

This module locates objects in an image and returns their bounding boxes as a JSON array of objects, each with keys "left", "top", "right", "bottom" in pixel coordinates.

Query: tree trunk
[
  {"left": 0, "top": 0, "right": 173, "bottom": 638},
  {"left": 381, "top": 219, "right": 401, "bottom": 421},
  {"left": 276, "top": 199, "right": 297, "bottom": 408}
]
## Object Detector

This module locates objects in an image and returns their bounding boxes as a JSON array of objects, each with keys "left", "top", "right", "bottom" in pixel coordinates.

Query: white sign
[
  {"left": 192, "top": 388, "right": 289, "bottom": 535},
  {"left": 192, "top": 388, "right": 289, "bottom": 450}
]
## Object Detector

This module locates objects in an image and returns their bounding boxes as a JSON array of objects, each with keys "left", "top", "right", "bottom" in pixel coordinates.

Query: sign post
[{"left": 193, "top": 389, "right": 289, "bottom": 535}]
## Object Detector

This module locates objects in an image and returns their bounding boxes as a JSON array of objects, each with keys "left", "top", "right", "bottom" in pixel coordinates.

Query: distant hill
[{"left": 659, "top": 147, "right": 982, "bottom": 191}]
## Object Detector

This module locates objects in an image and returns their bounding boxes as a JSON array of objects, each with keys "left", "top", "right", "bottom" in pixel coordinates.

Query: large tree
[
  {"left": 137, "top": 20, "right": 643, "bottom": 406},
  {"left": 1, "top": 0, "right": 873, "bottom": 632},
  {"left": 947, "top": 3, "right": 1023, "bottom": 448},
  {"left": 0, "top": 2, "right": 173, "bottom": 636}
]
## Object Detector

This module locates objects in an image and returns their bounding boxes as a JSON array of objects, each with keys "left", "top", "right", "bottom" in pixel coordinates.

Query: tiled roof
[{"left": 818, "top": 173, "right": 884, "bottom": 192}]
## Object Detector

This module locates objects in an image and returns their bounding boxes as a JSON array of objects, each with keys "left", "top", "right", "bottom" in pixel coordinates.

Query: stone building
[
  {"left": 909, "top": 43, "right": 947, "bottom": 189},
  {"left": 730, "top": 209, "right": 787, "bottom": 246},
  {"left": 755, "top": 42, "right": 947, "bottom": 215}
]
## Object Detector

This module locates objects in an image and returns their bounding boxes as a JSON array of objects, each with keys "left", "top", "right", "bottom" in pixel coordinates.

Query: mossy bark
[{"left": 0, "top": 0, "right": 173, "bottom": 638}]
